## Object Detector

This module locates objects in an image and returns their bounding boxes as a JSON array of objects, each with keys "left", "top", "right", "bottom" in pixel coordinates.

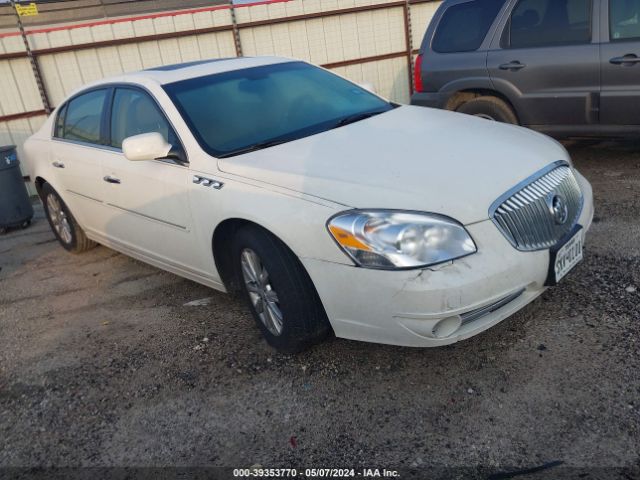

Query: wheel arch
[
  {"left": 445, "top": 88, "right": 520, "bottom": 124},
  {"left": 34, "top": 176, "right": 47, "bottom": 198},
  {"left": 438, "top": 75, "right": 518, "bottom": 109},
  {"left": 212, "top": 217, "right": 305, "bottom": 296}
]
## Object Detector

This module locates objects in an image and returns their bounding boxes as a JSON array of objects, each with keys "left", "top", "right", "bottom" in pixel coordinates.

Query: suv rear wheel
[{"left": 456, "top": 96, "right": 518, "bottom": 125}]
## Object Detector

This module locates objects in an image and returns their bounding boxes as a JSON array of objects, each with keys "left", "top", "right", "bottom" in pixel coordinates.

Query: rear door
[
  {"left": 487, "top": 0, "right": 600, "bottom": 127},
  {"left": 51, "top": 88, "right": 110, "bottom": 230},
  {"left": 600, "top": 0, "right": 640, "bottom": 124},
  {"left": 419, "top": 0, "right": 507, "bottom": 95}
]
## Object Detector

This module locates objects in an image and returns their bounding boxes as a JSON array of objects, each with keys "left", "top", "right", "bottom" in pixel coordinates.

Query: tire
[
  {"left": 232, "top": 225, "right": 332, "bottom": 353},
  {"left": 41, "top": 183, "right": 96, "bottom": 253},
  {"left": 456, "top": 96, "right": 519, "bottom": 125}
]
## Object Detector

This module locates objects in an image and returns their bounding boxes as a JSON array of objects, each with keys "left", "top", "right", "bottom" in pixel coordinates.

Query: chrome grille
[{"left": 490, "top": 163, "right": 583, "bottom": 251}]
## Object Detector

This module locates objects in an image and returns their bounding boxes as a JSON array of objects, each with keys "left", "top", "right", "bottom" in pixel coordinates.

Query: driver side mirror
[{"left": 122, "top": 132, "right": 172, "bottom": 162}]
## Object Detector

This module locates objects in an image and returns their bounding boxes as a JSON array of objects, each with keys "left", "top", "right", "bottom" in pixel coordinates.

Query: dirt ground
[{"left": 1, "top": 140, "right": 639, "bottom": 479}]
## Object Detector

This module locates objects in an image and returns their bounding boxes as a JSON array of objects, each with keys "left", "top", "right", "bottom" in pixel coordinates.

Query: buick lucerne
[{"left": 23, "top": 57, "right": 594, "bottom": 352}]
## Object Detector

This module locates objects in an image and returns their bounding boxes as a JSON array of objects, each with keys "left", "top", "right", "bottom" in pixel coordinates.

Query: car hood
[{"left": 218, "top": 105, "right": 570, "bottom": 225}]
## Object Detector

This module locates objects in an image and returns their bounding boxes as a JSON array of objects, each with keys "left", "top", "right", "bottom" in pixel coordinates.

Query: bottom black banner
[{"left": 0, "top": 467, "right": 639, "bottom": 480}]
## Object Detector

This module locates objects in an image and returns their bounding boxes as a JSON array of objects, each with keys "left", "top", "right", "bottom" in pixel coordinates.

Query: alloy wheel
[
  {"left": 240, "top": 248, "right": 284, "bottom": 336},
  {"left": 47, "top": 194, "right": 73, "bottom": 244}
]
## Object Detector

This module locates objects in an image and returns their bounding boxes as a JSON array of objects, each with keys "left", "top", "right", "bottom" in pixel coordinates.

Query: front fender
[{"left": 189, "top": 174, "right": 354, "bottom": 283}]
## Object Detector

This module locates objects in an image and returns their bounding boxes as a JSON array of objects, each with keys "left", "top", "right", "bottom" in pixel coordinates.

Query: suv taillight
[{"left": 414, "top": 54, "right": 424, "bottom": 93}]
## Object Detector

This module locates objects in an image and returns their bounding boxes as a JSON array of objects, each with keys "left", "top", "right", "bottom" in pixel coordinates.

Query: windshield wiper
[
  {"left": 333, "top": 109, "right": 389, "bottom": 128},
  {"left": 218, "top": 138, "right": 291, "bottom": 158}
]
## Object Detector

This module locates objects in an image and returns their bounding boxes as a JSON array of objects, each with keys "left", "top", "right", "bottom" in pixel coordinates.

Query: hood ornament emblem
[{"left": 547, "top": 193, "right": 569, "bottom": 225}]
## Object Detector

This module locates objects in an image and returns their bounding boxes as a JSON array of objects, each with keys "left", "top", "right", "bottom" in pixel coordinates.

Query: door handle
[
  {"left": 103, "top": 175, "right": 121, "bottom": 184},
  {"left": 610, "top": 54, "right": 640, "bottom": 65},
  {"left": 52, "top": 161, "right": 65, "bottom": 169},
  {"left": 499, "top": 61, "right": 526, "bottom": 71}
]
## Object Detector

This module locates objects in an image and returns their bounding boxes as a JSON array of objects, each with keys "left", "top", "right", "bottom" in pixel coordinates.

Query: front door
[
  {"left": 600, "top": 0, "right": 640, "bottom": 124},
  {"left": 487, "top": 0, "right": 600, "bottom": 126},
  {"left": 100, "top": 87, "right": 199, "bottom": 272}
]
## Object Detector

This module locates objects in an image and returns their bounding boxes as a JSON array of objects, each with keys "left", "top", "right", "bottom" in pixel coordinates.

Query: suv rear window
[
  {"left": 507, "top": 0, "right": 593, "bottom": 48},
  {"left": 432, "top": 0, "right": 506, "bottom": 53}
]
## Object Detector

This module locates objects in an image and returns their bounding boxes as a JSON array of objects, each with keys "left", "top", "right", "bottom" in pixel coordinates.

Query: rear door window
[
  {"left": 610, "top": 0, "right": 640, "bottom": 41},
  {"left": 61, "top": 89, "right": 108, "bottom": 145},
  {"left": 432, "top": 0, "right": 506, "bottom": 53},
  {"left": 507, "top": 0, "right": 593, "bottom": 48}
]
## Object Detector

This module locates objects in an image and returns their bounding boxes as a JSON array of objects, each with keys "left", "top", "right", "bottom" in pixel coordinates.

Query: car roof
[{"left": 89, "top": 56, "right": 295, "bottom": 88}]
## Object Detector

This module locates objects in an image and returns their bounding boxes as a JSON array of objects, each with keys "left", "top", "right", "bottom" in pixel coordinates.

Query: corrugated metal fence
[
  {"left": 0, "top": 1, "right": 228, "bottom": 28},
  {"left": 0, "top": 0, "right": 441, "bottom": 192}
]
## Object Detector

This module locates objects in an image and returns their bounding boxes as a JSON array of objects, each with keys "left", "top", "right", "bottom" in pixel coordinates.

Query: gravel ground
[{"left": 0, "top": 140, "right": 639, "bottom": 478}]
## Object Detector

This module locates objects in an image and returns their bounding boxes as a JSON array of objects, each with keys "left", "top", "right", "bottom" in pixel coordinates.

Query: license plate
[{"left": 547, "top": 227, "right": 583, "bottom": 285}]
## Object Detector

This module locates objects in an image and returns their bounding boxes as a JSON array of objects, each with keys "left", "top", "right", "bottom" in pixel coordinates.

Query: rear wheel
[
  {"left": 42, "top": 183, "right": 96, "bottom": 253},
  {"left": 232, "top": 225, "right": 331, "bottom": 353},
  {"left": 456, "top": 96, "right": 518, "bottom": 125}
]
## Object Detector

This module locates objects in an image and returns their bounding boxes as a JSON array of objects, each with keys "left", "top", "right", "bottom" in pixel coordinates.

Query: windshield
[{"left": 163, "top": 61, "right": 393, "bottom": 158}]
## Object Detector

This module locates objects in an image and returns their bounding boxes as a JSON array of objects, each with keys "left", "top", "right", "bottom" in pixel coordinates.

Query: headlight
[{"left": 327, "top": 210, "right": 477, "bottom": 270}]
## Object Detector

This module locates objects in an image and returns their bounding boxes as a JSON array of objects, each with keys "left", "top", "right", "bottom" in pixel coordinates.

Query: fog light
[{"left": 432, "top": 316, "right": 462, "bottom": 339}]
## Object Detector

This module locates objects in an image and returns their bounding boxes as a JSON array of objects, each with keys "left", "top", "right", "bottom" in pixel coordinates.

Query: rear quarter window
[{"left": 432, "top": 0, "right": 506, "bottom": 53}]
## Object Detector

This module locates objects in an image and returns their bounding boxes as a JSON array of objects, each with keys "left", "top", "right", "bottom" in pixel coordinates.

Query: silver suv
[{"left": 411, "top": 0, "right": 640, "bottom": 137}]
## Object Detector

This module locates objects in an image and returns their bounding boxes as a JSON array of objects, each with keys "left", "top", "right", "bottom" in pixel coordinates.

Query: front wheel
[
  {"left": 233, "top": 225, "right": 332, "bottom": 353},
  {"left": 42, "top": 183, "right": 96, "bottom": 253}
]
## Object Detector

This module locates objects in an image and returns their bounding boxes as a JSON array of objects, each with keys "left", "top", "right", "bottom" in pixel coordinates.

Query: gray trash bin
[{"left": 0, "top": 145, "right": 34, "bottom": 232}]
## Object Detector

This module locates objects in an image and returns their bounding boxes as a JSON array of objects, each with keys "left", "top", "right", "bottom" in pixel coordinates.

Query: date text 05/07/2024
[{"left": 233, "top": 468, "right": 400, "bottom": 478}]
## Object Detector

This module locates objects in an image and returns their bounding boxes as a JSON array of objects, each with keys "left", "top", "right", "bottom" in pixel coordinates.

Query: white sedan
[{"left": 24, "top": 56, "right": 594, "bottom": 352}]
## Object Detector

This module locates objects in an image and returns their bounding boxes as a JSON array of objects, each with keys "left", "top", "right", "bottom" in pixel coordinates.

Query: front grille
[{"left": 490, "top": 163, "right": 583, "bottom": 251}]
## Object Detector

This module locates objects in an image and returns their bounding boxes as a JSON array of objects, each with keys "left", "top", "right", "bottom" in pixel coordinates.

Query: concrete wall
[{"left": 0, "top": 0, "right": 441, "bottom": 193}]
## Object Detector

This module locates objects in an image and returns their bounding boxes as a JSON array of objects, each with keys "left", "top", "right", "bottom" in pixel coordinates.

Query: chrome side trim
[
  {"left": 51, "top": 138, "right": 188, "bottom": 167},
  {"left": 52, "top": 137, "right": 114, "bottom": 152},
  {"left": 66, "top": 190, "right": 102, "bottom": 203},
  {"left": 460, "top": 288, "right": 526, "bottom": 326},
  {"left": 105, "top": 203, "right": 188, "bottom": 231}
]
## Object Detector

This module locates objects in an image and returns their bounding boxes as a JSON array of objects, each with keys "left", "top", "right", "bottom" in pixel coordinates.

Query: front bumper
[{"left": 302, "top": 171, "right": 594, "bottom": 348}]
